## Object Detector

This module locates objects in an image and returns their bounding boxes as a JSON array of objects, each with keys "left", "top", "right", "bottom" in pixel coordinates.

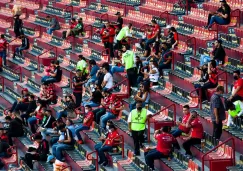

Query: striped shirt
[{"left": 110, "top": 99, "right": 123, "bottom": 115}]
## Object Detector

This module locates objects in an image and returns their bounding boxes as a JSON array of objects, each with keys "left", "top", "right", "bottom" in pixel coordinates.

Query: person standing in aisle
[
  {"left": 73, "top": 69, "right": 85, "bottom": 108},
  {"left": 210, "top": 86, "right": 225, "bottom": 139},
  {"left": 121, "top": 45, "right": 137, "bottom": 89},
  {"left": 127, "top": 101, "right": 148, "bottom": 156}
]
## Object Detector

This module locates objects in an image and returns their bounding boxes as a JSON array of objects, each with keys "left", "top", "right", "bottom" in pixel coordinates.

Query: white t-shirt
[
  {"left": 103, "top": 72, "right": 113, "bottom": 89},
  {"left": 149, "top": 67, "right": 159, "bottom": 83}
]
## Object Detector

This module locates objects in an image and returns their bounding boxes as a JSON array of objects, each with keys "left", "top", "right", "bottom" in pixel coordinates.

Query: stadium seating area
[{"left": 0, "top": 0, "right": 243, "bottom": 170}]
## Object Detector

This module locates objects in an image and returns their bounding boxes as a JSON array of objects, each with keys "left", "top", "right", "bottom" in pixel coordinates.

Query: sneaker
[{"left": 222, "top": 125, "right": 229, "bottom": 129}]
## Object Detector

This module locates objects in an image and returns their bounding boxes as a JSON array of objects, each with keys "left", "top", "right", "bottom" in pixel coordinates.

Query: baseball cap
[{"left": 47, "top": 155, "right": 55, "bottom": 163}]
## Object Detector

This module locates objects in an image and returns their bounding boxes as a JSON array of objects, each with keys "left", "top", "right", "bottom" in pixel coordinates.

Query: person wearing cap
[
  {"left": 9, "top": 88, "right": 30, "bottom": 114},
  {"left": 47, "top": 155, "right": 70, "bottom": 171},
  {"left": 100, "top": 94, "right": 123, "bottom": 129},
  {"left": 115, "top": 12, "right": 123, "bottom": 31},
  {"left": 5, "top": 115, "right": 24, "bottom": 146},
  {"left": 95, "top": 124, "right": 120, "bottom": 166},
  {"left": 199, "top": 39, "right": 225, "bottom": 66},
  {"left": 224, "top": 100, "right": 243, "bottom": 129},
  {"left": 144, "top": 20, "right": 160, "bottom": 50},
  {"left": 41, "top": 60, "right": 62, "bottom": 84},
  {"left": 144, "top": 126, "right": 176, "bottom": 170},
  {"left": 121, "top": 45, "right": 137, "bottom": 88},
  {"left": 23, "top": 134, "right": 49, "bottom": 169},
  {"left": 205, "top": 0, "right": 231, "bottom": 29},
  {"left": 52, "top": 124, "right": 75, "bottom": 161},
  {"left": 127, "top": 101, "right": 149, "bottom": 156},
  {"left": 182, "top": 111, "right": 204, "bottom": 158},
  {"left": 75, "top": 105, "right": 94, "bottom": 144},
  {"left": 116, "top": 23, "right": 133, "bottom": 50}
]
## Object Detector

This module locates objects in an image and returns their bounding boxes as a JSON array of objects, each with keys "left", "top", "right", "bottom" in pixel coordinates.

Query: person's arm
[
  {"left": 237, "top": 101, "right": 243, "bottom": 117},
  {"left": 75, "top": 23, "right": 82, "bottom": 30},
  {"left": 83, "top": 113, "right": 92, "bottom": 124},
  {"left": 25, "top": 102, "right": 35, "bottom": 115},
  {"left": 127, "top": 112, "right": 132, "bottom": 131},
  {"left": 135, "top": 91, "right": 148, "bottom": 102},
  {"left": 213, "top": 98, "right": 220, "bottom": 124},
  {"left": 163, "top": 54, "right": 172, "bottom": 64},
  {"left": 153, "top": 129, "right": 161, "bottom": 139},
  {"left": 49, "top": 69, "right": 57, "bottom": 77},
  {"left": 125, "top": 29, "right": 132, "bottom": 37},
  {"left": 22, "top": 38, "right": 28, "bottom": 49},
  {"left": 63, "top": 130, "right": 71, "bottom": 143},
  {"left": 172, "top": 33, "right": 178, "bottom": 48},
  {"left": 207, "top": 62, "right": 212, "bottom": 74}
]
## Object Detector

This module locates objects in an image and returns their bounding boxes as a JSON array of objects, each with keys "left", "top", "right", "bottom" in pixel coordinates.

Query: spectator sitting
[
  {"left": 182, "top": 111, "right": 204, "bottom": 159},
  {"left": 205, "top": 0, "right": 231, "bottom": 28},
  {"left": 129, "top": 83, "right": 150, "bottom": 111},
  {"left": 158, "top": 42, "right": 172, "bottom": 76},
  {"left": 12, "top": 34, "right": 29, "bottom": 58},
  {"left": 95, "top": 124, "right": 120, "bottom": 166},
  {"left": 38, "top": 109, "right": 56, "bottom": 139},
  {"left": 85, "top": 59, "right": 99, "bottom": 87},
  {"left": 47, "top": 155, "right": 70, "bottom": 171},
  {"left": 64, "top": 18, "right": 84, "bottom": 39},
  {"left": 148, "top": 60, "right": 160, "bottom": 86},
  {"left": 52, "top": 124, "right": 75, "bottom": 161},
  {"left": 56, "top": 95, "right": 76, "bottom": 120},
  {"left": 20, "top": 95, "right": 37, "bottom": 124},
  {"left": 197, "top": 64, "right": 209, "bottom": 83},
  {"left": 46, "top": 15, "right": 60, "bottom": 35},
  {"left": 27, "top": 100, "right": 46, "bottom": 133},
  {"left": 44, "top": 60, "right": 55, "bottom": 76},
  {"left": 41, "top": 60, "right": 62, "bottom": 84},
  {"left": 93, "top": 89, "right": 111, "bottom": 124},
  {"left": 199, "top": 39, "right": 225, "bottom": 66},
  {"left": 62, "top": 18, "right": 77, "bottom": 39},
  {"left": 144, "top": 20, "right": 160, "bottom": 50},
  {"left": 101, "top": 64, "right": 113, "bottom": 90},
  {"left": 0, "top": 34, "right": 7, "bottom": 66},
  {"left": 83, "top": 82, "right": 103, "bottom": 107},
  {"left": 9, "top": 88, "right": 30, "bottom": 114},
  {"left": 171, "top": 105, "right": 192, "bottom": 138},
  {"left": 23, "top": 134, "right": 49, "bottom": 169},
  {"left": 144, "top": 126, "right": 176, "bottom": 170},
  {"left": 227, "top": 70, "right": 243, "bottom": 102},
  {"left": 195, "top": 60, "right": 218, "bottom": 102},
  {"left": 49, "top": 120, "right": 65, "bottom": 146},
  {"left": 75, "top": 105, "right": 94, "bottom": 144},
  {"left": 166, "top": 27, "right": 178, "bottom": 49},
  {"left": 65, "top": 119, "right": 77, "bottom": 141},
  {"left": 40, "top": 83, "right": 57, "bottom": 105},
  {"left": 110, "top": 50, "right": 125, "bottom": 75},
  {"left": 96, "top": 66, "right": 105, "bottom": 88},
  {"left": 5, "top": 114, "right": 24, "bottom": 146},
  {"left": 224, "top": 100, "right": 243, "bottom": 129},
  {"left": 13, "top": 15, "right": 23, "bottom": 38},
  {"left": 100, "top": 94, "right": 123, "bottom": 130}
]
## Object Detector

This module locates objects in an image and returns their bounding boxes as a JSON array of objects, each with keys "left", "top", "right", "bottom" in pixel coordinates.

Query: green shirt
[
  {"left": 122, "top": 50, "right": 135, "bottom": 70},
  {"left": 131, "top": 108, "right": 147, "bottom": 131},
  {"left": 116, "top": 26, "right": 130, "bottom": 41},
  {"left": 76, "top": 59, "right": 88, "bottom": 73}
]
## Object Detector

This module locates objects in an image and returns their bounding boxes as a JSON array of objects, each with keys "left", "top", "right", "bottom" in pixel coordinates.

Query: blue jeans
[
  {"left": 200, "top": 55, "right": 211, "bottom": 66},
  {"left": 83, "top": 101, "right": 100, "bottom": 107},
  {"left": 75, "top": 124, "right": 90, "bottom": 141},
  {"left": 85, "top": 78, "right": 96, "bottom": 87},
  {"left": 15, "top": 46, "right": 26, "bottom": 56},
  {"left": 50, "top": 137, "right": 59, "bottom": 146},
  {"left": 57, "top": 110, "right": 67, "bottom": 120},
  {"left": 52, "top": 143, "right": 74, "bottom": 160},
  {"left": 100, "top": 112, "right": 117, "bottom": 129},
  {"left": 47, "top": 28, "right": 56, "bottom": 35},
  {"left": 41, "top": 76, "right": 57, "bottom": 84},
  {"left": 209, "top": 16, "right": 228, "bottom": 27},
  {"left": 27, "top": 117, "right": 38, "bottom": 133},
  {"left": 0, "top": 152, "right": 7, "bottom": 158},
  {"left": 144, "top": 149, "right": 165, "bottom": 170},
  {"left": 110, "top": 66, "right": 125, "bottom": 75},
  {"left": 0, "top": 51, "right": 6, "bottom": 65},
  {"left": 41, "top": 128, "right": 55, "bottom": 139},
  {"left": 145, "top": 38, "right": 155, "bottom": 49},
  {"left": 94, "top": 143, "right": 113, "bottom": 163},
  {"left": 171, "top": 128, "right": 182, "bottom": 138}
]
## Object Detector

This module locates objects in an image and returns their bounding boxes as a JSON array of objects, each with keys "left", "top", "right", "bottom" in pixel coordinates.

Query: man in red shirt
[
  {"left": 75, "top": 105, "right": 94, "bottom": 144},
  {"left": 0, "top": 34, "right": 7, "bottom": 66},
  {"left": 183, "top": 111, "right": 204, "bottom": 158},
  {"left": 144, "top": 126, "right": 176, "bottom": 170},
  {"left": 171, "top": 105, "right": 191, "bottom": 137},
  {"left": 228, "top": 70, "right": 243, "bottom": 102},
  {"left": 145, "top": 20, "right": 160, "bottom": 50},
  {"left": 95, "top": 124, "right": 120, "bottom": 166},
  {"left": 105, "top": 22, "right": 115, "bottom": 58},
  {"left": 100, "top": 94, "right": 123, "bottom": 129}
]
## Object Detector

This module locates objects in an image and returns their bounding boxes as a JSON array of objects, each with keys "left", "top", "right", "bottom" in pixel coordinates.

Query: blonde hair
[{"left": 12, "top": 5, "right": 22, "bottom": 16}]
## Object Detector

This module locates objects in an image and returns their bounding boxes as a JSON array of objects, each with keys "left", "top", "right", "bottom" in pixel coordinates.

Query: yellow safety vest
[
  {"left": 228, "top": 100, "right": 241, "bottom": 117},
  {"left": 131, "top": 108, "right": 147, "bottom": 131}
]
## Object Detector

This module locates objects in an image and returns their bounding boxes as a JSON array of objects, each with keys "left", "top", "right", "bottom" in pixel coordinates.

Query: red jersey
[
  {"left": 36, "top": 107, "right": 44, "bottom": 120},
  {"left": 151, "top": 24, "right": 160, "bottom": 38},
  {"left": 155, "top": 133, "right": 175, "bottom": 155},
  {"left": 108, "top": 27, "right": 115, "bottom": 43},
  {"left": 209, "top": 68, "right": 218, "bottom": 84},
  {"left": 234, "top": 78, "right": 243, "bottom": 97},
  {"left": 173, "top": 32, "right": 178, "bottom": 41},
  {"left": 83, "top": 111, "right": 94, "bottom": 127},
  {"left": 110, "top": 99, "right": 123, "bottom": 115},
  {"left": 179, "top": 113, "right": 191, "bottom": 134},
  {"left": 70, "top": 21, "right": 77, "bottom": 29},
  {"left": 0, "top": 38, "right": 7, "bottom": 51},
  {"left": 0, "top": 133, "right": 8, "bottom": 142},
  {"left": 190, "top": 118, "right": 204, "bottom": 139},
  {"left": 105, "top": 130, "right": 119, "bottom": 146},
  {"left": 100, "top": 28, "right": 109, "bottom": 43},
  {"left": 103, "top": 95, "right": 111, "bottom": 109}
]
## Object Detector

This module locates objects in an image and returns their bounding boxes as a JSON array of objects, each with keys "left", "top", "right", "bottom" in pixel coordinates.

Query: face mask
[
  {"left": 106, "top": 125, "right": 109, "bottom": 130},
  {"left": 137, "top": 107, "right": 142, "bottom": 111},
  {"left": 85, "top": 109, "right": 88, "bottom": 113},
  {"left": 233, "top": 76, "right": 239, "bottom": 80}
]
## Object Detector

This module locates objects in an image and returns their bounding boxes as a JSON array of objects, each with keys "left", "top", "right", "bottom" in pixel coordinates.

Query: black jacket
[
  {"left": 212, "top": 46, "right": 225, "bottom": 64},
  {"left": 41, "top": 115, "right": 55, "bottom": 128},
  {"left": 8, "top": 118, "right": 24, "bottom": 136},
  {"left": 26, "top": 101, "right": 37, "bottom": 116}
]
